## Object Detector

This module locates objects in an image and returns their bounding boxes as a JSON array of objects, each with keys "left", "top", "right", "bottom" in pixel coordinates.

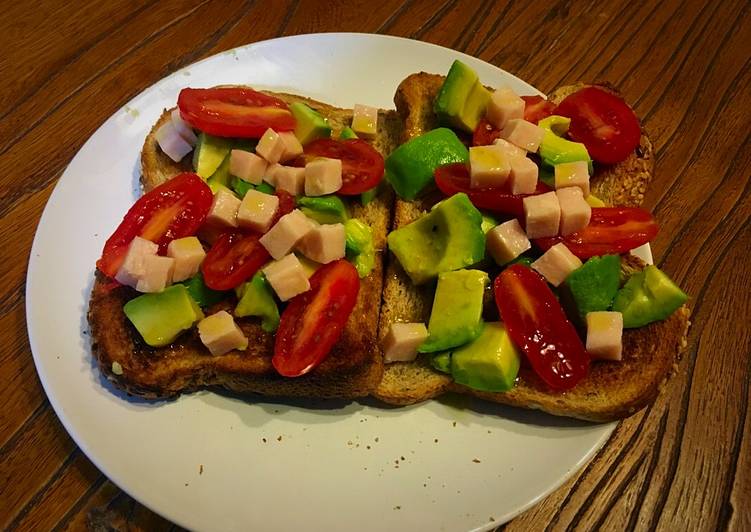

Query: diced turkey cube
[
  {"left": 237, "top": 189, "right": 279, "bottom": 233},
  {"left": 263, "top": 253, "right": 311, "bottom": 301},
  {"left": 170, "top": 108, "right": 197, "bottom": 145},
  {"left": 493, "top": 138, "right": 527, "bottom": 159},
  {"left": 352, "top": 104, "right": 379, "bottom": 138},
  {"left": 278, "top": 132, "right": 304, "bottom": 162},
  {"left": 508, "top": 156, "right": 539, "bottom": 195},
  {"left": 470, "top": 145, "right": 511, "bottom": 188},
  {"left": 297, "top": 223, "right": 346, "bottom": 264},
  {"left": 305, "top": 157, "right": 342, "bottom": 196},
  {"left": 115, "top": 236, "right": 158, "bottom": 289},
  {"left": 556, "top": 187, "right": 592, "bottom": 236},
  {"left": 486, "top": 87, "right": 525, "bottom": 130},
  {"left": 167, "top": 236, "right": 206, "bottom": 282},
  {"left": 554, "top": 160, "right": 590, "bottom": 196},
  {"left": 256, "top": 128, "right": 286, "bottom": 164},
  {"left": 274, "top": 166, "right": 306, "bottom": 195},
  {"left": 264, "top": 163, "right": 283, "bottom": 186},
  {"left": 206, "top": 188, "right": 241, "bottom": 228},
  {"left": 230, "top": 149, "right": 267, "bottom": 185},
  {"left": 532, "top": 243, "right": 582, "bottom": 287},
  {"left": 155, "top": 121, "right": 193, "bottom": 162},
  {"left": 486, "top": 219, "right": 531, "bottom": 265},
  {"left": 523, "top": 191, "right": 560, "bottom": 239},
  {"left": 135, "top": 255, "right": 175, "bottom": 293},
  {"left": 197, "top": 310, "right": 248, "bottom": 356},
  {"left": 586, "top": 311, "right": 623, "bottom": 361},
  {"left": 259, "top": 209, "right": 316, "bottom": 259},
  {"left": 501, "top": 119, "right": 544, "bottom": 152},
  {"left": 383, "top": 322, "right": 429, "bottom": 363}
]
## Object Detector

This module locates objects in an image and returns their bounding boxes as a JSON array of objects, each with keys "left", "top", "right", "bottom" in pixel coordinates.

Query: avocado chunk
[
  {"left": 612, "top": 265, "right": 688, "bottom": 328},
  {"left": 193, "top": 133, "right": 234, "bottom": 178},
  {"left": 339, "top": 126, "right": 358, "bottom": 140},
  {"left": 297, "top": 195, "right": 349, "bottom": 224},
  {"left": 434, "top": 60, "right": 490, "bottom": 132},
  {"left": 360, "top": 181, "right": 384, "bottom": 205},
  {"left": 419, "top": 269, "right": 489, "bottom": 353},
  {"left": 385, "top": 127, "right": 468, "bottom": 200},
  {"left": 123, "top": 285, "right": 204, "bottom": 347},
  {"left": 480, "top": 213, "right": 498, "bottom": 234},
  {"left": 207, "top": 152, "right": 233, "bottom": 192},
  {"left": 231, "top": 177, "right": 274, "bottom": 199},
  {"left": 181, "top": 272, "right": 230, "bottom": 308},
  {"left": 431, "top": 351, "right": 452, "bottom": 374},
  {"left": 235, "top": 272, "right": 280, "bottom": 332},
  {"left": 538, "top": 115, "right": 593, "bottom": 172},
  {"left": 560, "top": 255, "right": 621, "bottom": 324},
  {"left": 344, "top": 218, "right": 375, "bottom": 278},
  {"left": 450, "top": 322, "right": 521, "bottom": 392},
  {"left": 290, "top": 102, "right": 331, "bottom": 145},
  {"left": 388, "top": 193, "right": 485, "bottom": 284}
]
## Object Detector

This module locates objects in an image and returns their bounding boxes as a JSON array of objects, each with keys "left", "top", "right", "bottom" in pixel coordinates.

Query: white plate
[{"left": 27, "top": 33, "right": 616, "bottom": 531}]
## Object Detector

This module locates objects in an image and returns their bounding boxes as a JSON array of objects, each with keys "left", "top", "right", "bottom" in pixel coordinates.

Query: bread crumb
[
  {"left": 277, "top": 435, "right": 282, "bottom": 442},
  {"left": 452, "top": 421, "right": 456, "bottom": 427},
  {"left": 472, "top": 458, "right": 481, "bottom": 463},
  {"left": 111, "top": 362, "right": 123, "bottom": 375},
  {"left": 262, "top": 438, "right": 267, "bottom": 443},
  {"left": 394, "top": 506, "right": 401, "bottom": 510},
  {"left": 199, "top": 465, "right": 203, "bottom": 474},
  {"left": 434, "top": 438, "right": 438, "bottom": 443}
]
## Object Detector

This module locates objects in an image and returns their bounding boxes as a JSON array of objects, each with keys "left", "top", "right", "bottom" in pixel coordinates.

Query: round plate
[{"left": 27, "top": 33, "right": 615, "bottom": 531}]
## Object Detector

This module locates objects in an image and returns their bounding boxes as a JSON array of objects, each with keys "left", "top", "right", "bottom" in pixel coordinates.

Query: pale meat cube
[
  {"left": 532, "top": 243, "right": 582, "bottom": 287},
  {"left": 263, "top": 163, "right": 283, "bottom": 186},
  {"left": 493, "top": 138, "right": 527, "bottom": 159},
  {"left": 230, "top": 149, "right": 267, "bottom": 185},
  {"left": 586, "top": 311, "right": 624, "bottom": 361},
  {"left": 485, "top": 87, "right": 525, "bottom": 130},
  {"left": 274, "top": 166, "right": 306, "bottom": 195},
  {"left": 237, "top": 189, "right": 279, "bottom": 233},
  {"left": 508, "top": 156, "right": 539, "bottom": 195},
  {"left": 556, "top": 187, "right": 592, "bottom": 236},
  {"left": 297, "top": 223, "right": 346, "bottom": 264},
  {"left": 351, "top": 104, "right": 379, "bottom": 138},
  {"left": 170, "top": 108, "right": 197, "bottom": 145},
  {"left": 263, "top": 253, "right": 311, "bottom": 301},
  {"left": 469, "top": 145, "right": 511, "bottom": 189},
  {"left": 383, "top": 322, "right": 429, "bottom": 363},
  {"left": 278, "top": 132, "right": 304, "bottom": 162},
  {"left": 305, "top": 158, "right": 342, "bottom": 196},
  {"left": 486, "top": 219, "right": 531, "bottom": 265},
  {"left": 115, "top": 236, "right": 158, "bottom": 289},
  {"left": 197, "top": 310, "right": 249, "bottom": 356},
  {"left": 256, "top": 128, "right": 286, "bottom": 164},
  {"left": 501, "top": 119, "right": 545, "bottom": 152},
  {"left": 206, "top": 188, "right": 241, "bottom": 229},
  {"left": 135, "top": 255, "right": 175, "bottom": 293},
  {"left": 259, "top": 209, "right": 316, "bottom": 259},
  {"left": 554, "top": 160, "right": 590, "bottom": 196},
  {"left": 155, "top": 121, "right": 192, "bottom": 163},
  {"left": 167, "top": 236, "right": 206, "bottom": 282},
  {"left": 523, "top": 191, "right": 560, "bottom": 239}
]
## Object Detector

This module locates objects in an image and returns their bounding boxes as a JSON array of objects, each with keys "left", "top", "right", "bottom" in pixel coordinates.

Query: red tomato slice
[
  {"left": 201, "top": 232, "right": 270, "bottom": 290},
  {"left": 302, "top": 139, "right": 384, "bottom": 195},
  {"left": 521, "top": 95, "right": 556, "bottom": 124},
  {"left": 434, "top": 163, "right": 551, "bottom": 218},
  {"left": 534, "top": 207, "right": 658, "bottom": 259},
  {"left": 472, "top": 118, "right": 501, "bottom": 146},
  {"left": 494, "top": 265, "right": 589, "bottom": 391},
  {"left": 97, "top": 173, "right": 213, "bottom": 278},
  {"left": 273, "top": 260, "right": 360, "bottom": 377},
  {"left": 271, "top": 189, "right": 296, "bottom": 226},
  {"left": 177, "top": 87, "right": 295, "bottom": 138},
  {"left": 554, "top": 86, "right": 641, "bottom": 164}
]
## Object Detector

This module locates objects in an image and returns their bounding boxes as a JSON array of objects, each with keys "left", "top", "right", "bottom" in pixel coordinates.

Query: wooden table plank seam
[
  {"left": 410, "top": 0, "right": 457, "bottom": 40},
  {"left": 376, "top": 0, "right": 414, "bottom": 35},
  {"left": 276, "top": 0, "right": 300, "bottom": 37},
  {"left": 53, "top": 473, "right": 108, "bottom": 532},
  {"left": 0, "top": 400, "right": 46, "bottom": 459},
  {"left": 450, "top": 1, "right": 490, "bottom": 52},
  {"left": 473, "top": 1, "right": 516, "bottom": 58}
]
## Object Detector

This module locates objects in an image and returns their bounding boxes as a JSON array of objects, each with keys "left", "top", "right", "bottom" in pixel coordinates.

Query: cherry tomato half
[
  {"left": 201, "top": 232, "right": 270, "bottom": 290},
  {"left": 434, "top": 163, "right": 551, "bottom": 218},
  {"left": 271, "top": 189, "right": 296, "bottom": 226},
  {"left": 97, "top": 173, "right": 213, "bottom": 278},
  {"left": 494, "top": 264, "right": 589, "bottom": 391},
  {"left": 472, "top": 118, "right": 501, "bottom": 146},
  {"left": 554, "top": 86, "right": 641, "bottom": 164},
  {"left": 521, "top": 95, "right": 556, "bottom": 124},
  {"left": 273, "top": 260, "right": 360, "bottom": 377},
  {"left": 534, "top": 206, "right": 658, "bottom": 259},
  {"left": 177, "top": 87, "right": 295, "bottom": 138},
  {"left": 302, "top": 139, "right": 384, "bottom": 195}
]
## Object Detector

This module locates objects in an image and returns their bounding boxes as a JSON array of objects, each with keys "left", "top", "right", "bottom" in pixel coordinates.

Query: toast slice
[
  {"left": 88, "top": 90, "right": 402, "bottom": 399},
  {"left": 374, "top": 73, "right": 691, "bottom": 422}
]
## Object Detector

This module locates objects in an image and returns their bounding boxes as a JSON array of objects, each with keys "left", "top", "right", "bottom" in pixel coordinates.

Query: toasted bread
[
  {"left": 373, "top": 73, "right": 691, "bottom": 422},
  {"left": 88, "top": 90, "right": 403, "bottom": 399}
]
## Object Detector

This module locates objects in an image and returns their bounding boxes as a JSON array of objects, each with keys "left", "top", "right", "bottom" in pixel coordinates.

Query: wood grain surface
[{"left": 1, "top": 0, "right": 749, "bottom": 530}]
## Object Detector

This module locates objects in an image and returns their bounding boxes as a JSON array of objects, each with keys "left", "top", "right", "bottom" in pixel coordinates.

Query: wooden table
[{"left": 2, "top": 1, "right": 749, "bottom": 530}]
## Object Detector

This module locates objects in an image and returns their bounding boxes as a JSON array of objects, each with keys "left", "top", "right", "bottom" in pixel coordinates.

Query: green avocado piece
[
  {"left": 450, "top": 322, "right": 521, "bottom": 392},
  {"left": 509, "top": 255, "right": 535, "bottom": 268},
  {"left": 360, "top": 181, "right": 385, "bottom": 205},
  {"left": 480, "top": 213, "right": 498, "bottom": 234},
  {"left": 344, "top": 218, "right": 375, "bottom": 278},
  {"left": 339, "top": 126, "right": 358, "bottom": 140},
  {"left": 123, "top": 285, "right": 204, "bottom": 347},
  {"left": 231, "top": 177, "right": 274, "bottom": 199},
  {"left": 290, "top": 102, "right": 331, "bottom": 145},
  {"left": 207, "top": 153, "right": 233, "bottom": 192},
  {"left": 388, "top": 193, "right": 485, "bottom": 285},
  {"left": 234, "top": 272, "right": 280, "bottom": 333},
  {"left": 385, "top": 127, "right": 468, "bottom": 200},
  {"left": 612, "top": 265, "right": 688, "bottom": 328},
  {"left": 180, "top": 272, "right": 230, "bottom": 308},
  {"left": 538, "top": 115, "right": 593, "bottom": 172},
  {"left": 297, "top": 195, "right": 349, "bottom": 224},
  {"left": 418, "top": 269, "right": 489, "bottom": 353},
  {"left": 193, "top": 133, "right": 234, "bottom": 178},
  {"left": 431, "top": 351, "right": 452, "bottom": 374},
  {"left": 560, "top": 255, "right": 622, "bottom": 324},
  {"left": 434, "top": 60, "right": 490, "bottom": 132}
]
